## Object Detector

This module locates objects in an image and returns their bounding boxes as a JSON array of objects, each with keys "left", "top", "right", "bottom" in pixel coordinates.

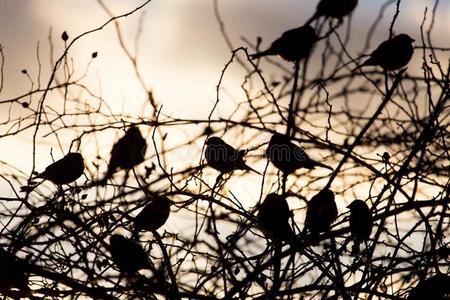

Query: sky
[{"left": 0, "top": 0, "right": 449, "bottom": 195}]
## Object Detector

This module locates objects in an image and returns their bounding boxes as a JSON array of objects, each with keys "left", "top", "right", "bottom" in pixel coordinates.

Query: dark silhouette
[
  {"left": 407, "top": 273, "right": 450, "bottom": 300},
  {"left": 356, "top": 34, "right": 414, "bottom": 71},
  {"left": 101, "top": 126, "right": 147, "bottom": 185},
  {"left": 36, "top": 152, "right": 84, "bottom": 185},
  {"left": 250, "top": 25, "right": 318, "bottom": 62},
  {"left": 257, "top": 193, "right": 295, "bottom": 243},
  {"left": 205, "top": 137, "right": 260, "bottom": 174},
  {"left": 134, "top": 194, "right": 172, "bottom": 235},
  {"left": 266, "top": 133, "right": 333, "bottom": 175},
  {"left": 108, "top": 234, "right": 154, "bottom": 274},
  {"left": 347, "top": 199, "right": 372, "bottom": 254},
  {"left": 306, "top": 0, "right": 358, "bottom": 24},
  {"left": 0, "top": 248, "right": 30, "bottom": 296},
  {"left": 304, "top": 188, "right": 337, "bottom": 243}
]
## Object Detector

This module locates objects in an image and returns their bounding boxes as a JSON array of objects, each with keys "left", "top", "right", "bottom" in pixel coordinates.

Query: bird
[
  {"left": 0, "top": 248, "right": 30, "bottom": 296},
  {"left": 205, "top": 137, "right": 260, "bottom": 174},
  {"left": 347, "top": 200, "right": 372, "bottom": 254},
  {"left": 266, "top": 133, "right": 333, "bottom": 175},
  {"left": 250, "top": 25, "right": 318, "bottom": 62},
  {"left": 101, "top": 126, "right": 147, "bottom": 184},
  {"left": 257, "top": 193, "right": 295, "bottom": 243},
  {"left": 35, "top": 152, "right": 84, "bottom": 185},
  {"left": 355, "top": 34, "right": 414, "bottom": 71},
  {"left": 108, "top": 234, "right": 154, "bottom": 274},
  {"left": 408, "top": 273, "right": 450, "bottom": 300},
  {"left": 133, "top": 194, "right": 172, "bottom": 235},
  {"left": 304, "top": 188, "right": 337, "bottom": 243},
  {"left": 306, "top": 0, "right": 358, "bottom": 25}
]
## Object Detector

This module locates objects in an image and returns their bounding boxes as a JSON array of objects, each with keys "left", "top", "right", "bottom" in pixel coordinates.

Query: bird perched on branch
[
  {"left": 348, "top": 199, "right": 372, "bottom": 254},
  {"left": 35, "top": 152, "right": 84, "bottom": 185},
  {"left": 101, "top": 126, "right": 147, "bottom": 185},
  {"left": 304, "top": 188, "right": 337, "bottom": 243},
  {"left": 205, "top": 137, "right": 260, "bottom": 174},
  {"left": 250, "top": 25, "right": 318, "bottom": 62},
  {"left": 266, "top": 133, "right": 333, "bottom": 175},
  {"left": 306, "top": 0, "right": 358, "bottom": 25},
  {"left": 108, "top": 234, "right": 155, "bottom": 274},
  {"left": 257, "top": 193, "right": 295, "bottom": 244},
  {"left": 0, "top": 248, "right": 30, "bottom": 296},
  {"left": 354, "top": 34, "right": 414, "bottom": 71},
  {"left": 133, "top": 194, "right": 172, "bottom": 236},
  {"left": 407, "top": 273, "right": 450, "bottom": 300}
]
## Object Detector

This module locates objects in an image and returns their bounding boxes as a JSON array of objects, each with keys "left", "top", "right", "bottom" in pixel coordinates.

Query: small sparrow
[
  {"left": 306, "top": 0, "right": 358, "bottom": 24},
  {"left": 348, "top": 199, "right": 372, "bottom": 254},
  {"left": 258, "top": 193, "right": 295, "bottom": 243},
  {"left": 134, "top": 194, "right": 172, "bottom": 235},
  {"left": 355, "top": 34, "right": 414, "bottom": 71},
  {"left": 101, "top": 126, "right": 147, "bottom": 184},
  {"left": 36, "top": 152, "right": 84, "bottom": 185},
  {"left": 0, "top": 248, "right": 30, "bottom": 296},
  {"left": 304, "top": 188, "right": 337, "bottom": 243},
  {"left": 266, "top": 133, "right": 333, "bottom": 175},
  {"left": 407, "top": 273, "right": 450, "bottom": 300},
  {"left": 250, "top": 25, "right": 318, "bottom": 62},
  {"left": 108, "top": 234, "right": 155, "bottom": 274},
  {"left": 205, "top": 137, "right": 260, "bottom": 174}
]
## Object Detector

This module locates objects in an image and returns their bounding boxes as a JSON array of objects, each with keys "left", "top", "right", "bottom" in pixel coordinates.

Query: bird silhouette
[
  {"left": 101, "top": 126, "right": 147, "bottom": 184},
  {"left": 355, "top": 34, "right": 414, "bottom": 71},
  {"left": 306, "top": 0, "right": 358, "bottom": 25},
  {"left": 0, "top": 248, "right": 30, "bottom": 296},
  {"left": 35, "top": 152, "right": 84, "bottom": 185},
  {"left": 304, "top": 188, "right": 337, "bottom": 243},
  {"left": 257, "top": 193, "right": 295, "bottom": 243},
  {"left": 205, "top": 137, "right": 260, "bottom": 174},
  {"left": 134, "top": 194, "right": 172, "bottom": 235},
  {"left": 266, "top": 133, "right": 333, "bottom": 175},
  {"left": 250, "top": 25, "right": 318, "bottom": 62},
  {"left": 408, "top": 273, "right": 450, "bottom": 300},
  {"left": 108, "top": 234, "right": 154, "bottom": 274},
  {"left": 347, "top": 200, "right": 372, "bottom": 254}
]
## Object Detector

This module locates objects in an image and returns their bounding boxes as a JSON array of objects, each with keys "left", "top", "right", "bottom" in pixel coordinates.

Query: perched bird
[
  {"left": 306, "top": 0, "right": 358, "bottom": 24},
  {"left": 36, "top": 152, "right": 84, "bottom": 185},
  {"left": 257, "top": 193, "right": 295, "bottom": 243},
  {"left": 356, "top": 34, "right": 414, "bottom": 71},
  {"left": 348, "top": 200, "right": 372, "bottom": 254},
  {"left": 408, "top": 273, "right": 450, "bottom": 300},
  {"left": 134, "top": 194, "right": 172, "bottom": 235},
  {"left": 250, "top": 25, "right": 318, "bottom": 62},
  {"left": 0, "top": 248, "right": 30, "bottom": 295},
  {"left": 266, "top": 133, "right": 333, "bottom": 175},
  {"left": 205, "top": 137, "right": 260, "bottom": 174},
  {"left": 108, "top": 234, "right": 154, "bottom": 274},
  {"left": 304, "top": 188, "right": 337, "bottom": 243},
  {"left": 101, "top": 126, "right": 147, "bottom": 184}
]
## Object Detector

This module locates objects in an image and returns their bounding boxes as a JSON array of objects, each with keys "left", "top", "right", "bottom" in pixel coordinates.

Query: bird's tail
[
  {"left": 242, "top": 163, "right": 262, "bottom": 175},
  {"left": 312, "top": 160, "right": 333, "bottom": 171},
  {"left": 352, "top": 240, "right": 361, "bottom": 255},
  {"left": 249, "top": 49, "right": 273, "bottom": 60}
]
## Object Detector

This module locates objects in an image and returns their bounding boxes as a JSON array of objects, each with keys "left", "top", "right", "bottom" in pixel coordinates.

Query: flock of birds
[{"left": 2, "top": 0, "right": 447, "bottom": 298}]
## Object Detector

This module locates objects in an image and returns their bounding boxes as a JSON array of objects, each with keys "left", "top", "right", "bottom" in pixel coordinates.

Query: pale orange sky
[{"left": 0, "top": 0, "right": 448, "bottom": 196}]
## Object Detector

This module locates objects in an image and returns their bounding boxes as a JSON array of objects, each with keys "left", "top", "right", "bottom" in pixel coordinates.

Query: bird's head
[
  {"left": 109, "top": 234, "right": 126, "bottom": 247},
  {"left": 206, "top": 136, "right": 223, "bottom": 146},
  {"left": 302, "top": 25, "right": 319, "bottom": 42},
  {"left": 395, "top": 34, "right": 415, "bottom": 44},
  {"left": 270, "top": 132, "right": 289, "bottom": 144},
  {"left": 318, "top": 188, "right": 335, "bottom": 201},
  {"left": 347, "top": 199, "right": 368, "bottom": 211}
]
